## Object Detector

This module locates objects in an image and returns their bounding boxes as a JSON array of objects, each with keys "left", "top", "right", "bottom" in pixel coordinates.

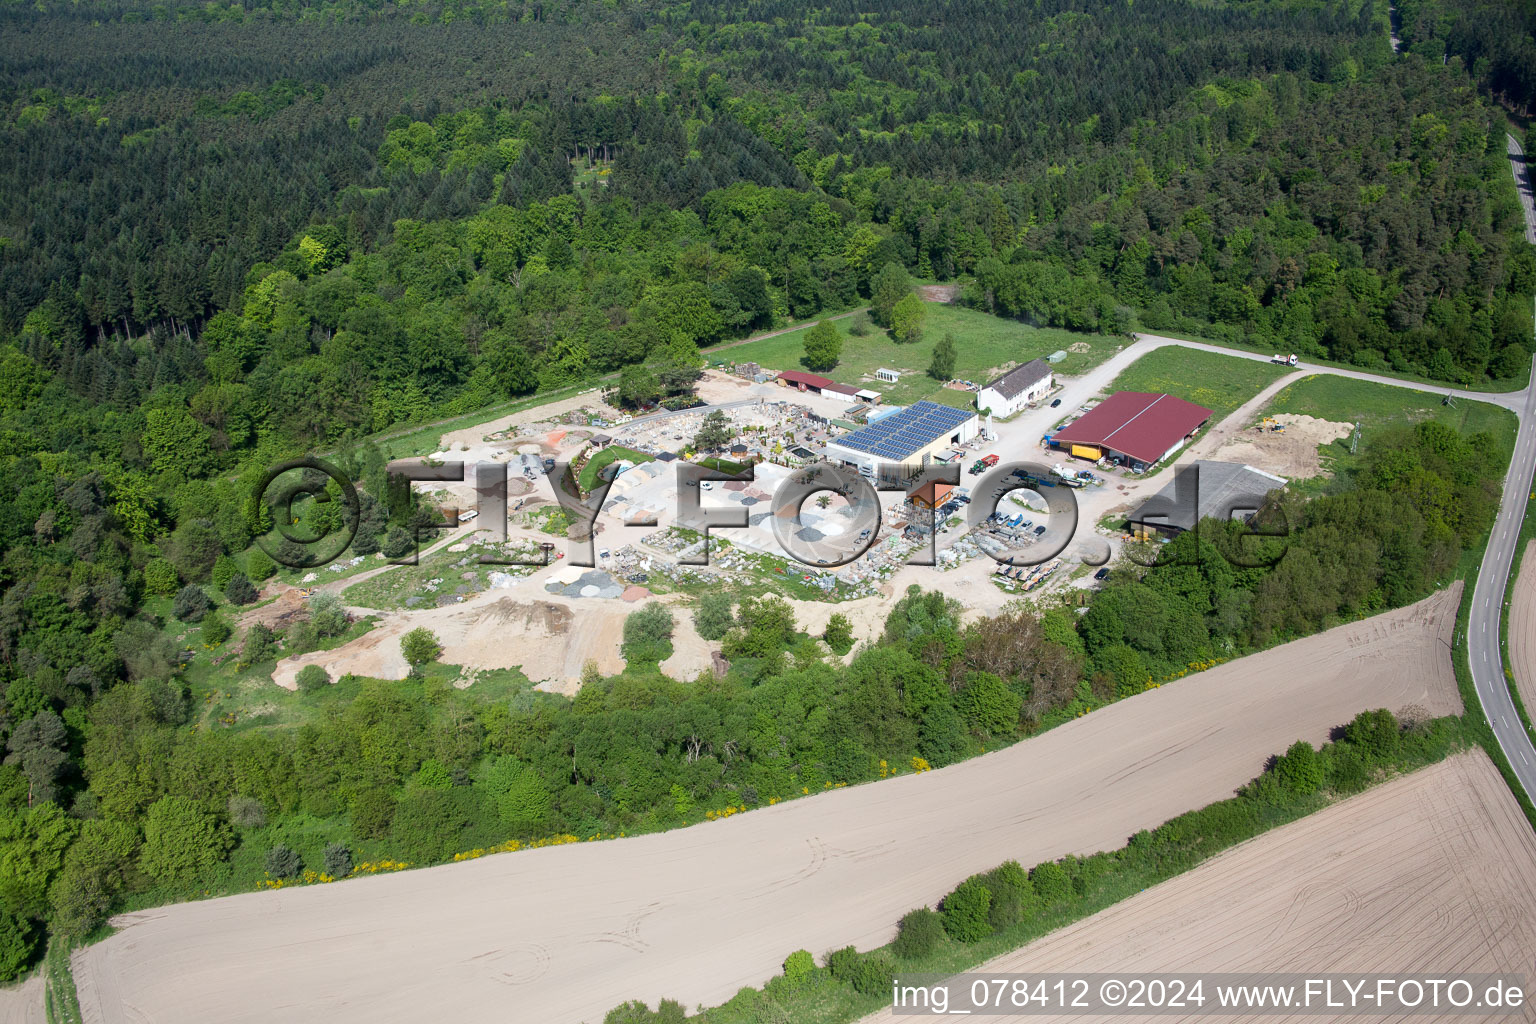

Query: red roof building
[
  {"left": 777, "top": 370, "right": 834, "bottom": 392},
  {"left": 1050, "top": 391, "right": 1213, "bottom": 465}
]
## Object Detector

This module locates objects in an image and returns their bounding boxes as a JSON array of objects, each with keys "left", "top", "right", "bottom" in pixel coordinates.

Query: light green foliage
[
  {"left": 210, "top": 554, "right": 240, "bottom": 590},
  {"left": 0, "top": 910, "right": 37, "bottom": 982},
  {"left": 870, "top": 262, "right": 912, "bottom": 327},
  {"left": 1275, "top": 739, "right": 1324, "bottom": 795},
  {"left": 143, "top": 558, "right": 179, "bottom": 596},
  {"left": 138, "top": 796, "right": 233, "bottom": 885},
  {"left": 722, "top": 594, "right": 796, "bottom": 659},
  {"left": 1029, "top": 861, "right": 1071, "bottom": 905},
  {"left": 955, "top": 671, "right": 1021, "bottom": 737},
  {"left": 802, "top": 319, "right": 842, "bottom": 371},
  {"left": 889, "top": 292, "right": 926, "bottom": 344},
  {"left": 892, "top": 907, "right": 944, "bottom": 959},
  {"left": 782, "top": 948, "right": 815, "bottom": 982},
  {"left": 940, "top": 877, "right": 992, "bottom": 942},
  {"left": 201, "top": 612, "right": 232, "bottom": 646},
  {"left": 483, "top": 757, "right": 550, "bottom": 835},
  {"left": 245, "top": 549, "right": 277, "bottom": 581},
  {"left": 400, "top": 627, "right": 441, "bottom": 672}
]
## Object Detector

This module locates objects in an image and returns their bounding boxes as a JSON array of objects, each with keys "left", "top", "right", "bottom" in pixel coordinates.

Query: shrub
[
  {"left": 1275, "top": 739, "right": 1324, "bottom": 795},
  {"left": 389, "top": 788, "right": 471, "bottom": 862},
  {"left": 211, "top": 554, "right": 240, "bottom": 590},
  {"left": 264, "top": 844, "right": 303, "bottom": 879},
  {"left": 956, "top": 671, "right": 1022, "bottom": 737},
  {"left": 892, "top": 907, "right": 944, "bottom": 960},
  {"left": 172, "top": 583, "right": 211, "bottom": 622},
  {"left": 139, "top": 795, "right": 234, "bottom": 884},
  {"left": 783, "top": 949, "right": 815, "bottom": 983},
  {"left": 240, "top": 623, "right": 277, "bottom": 667},
  {"left": 1344, "top": 708, "right": 1400, "bottom": 761},
  {"left": 202, "top": 613, "right": 232, "bottom": 646},
  {"left": 940, "top": 877, "right": 993, "bottom": 942},
  {"left": 352, "top": 529, "right": 380, "bottom": 556},
  {"left": 1029, "top": 861, "right": 1072, "bottom": 905},
  {"left": 381, "top": 526, "right": 414, "bottom": 559},
  {"left": 309, "top": 592, "right": 349, "bottom": 637},
  {"left": 245, "top": 548, "right": 277, "bottom": 581},
  {"left": 694, "top": 592, "right": 735, "bottom": 641},
  {"left": 0, "top": 911, "right": 38, "bottom": 982},
  {"left": 823, "top": 613, "right": 854, "bottom": 654},
  {"left": 322, "top": 842, "right": 353, "bottom": 878},
  {"left": 603, "top": 1000, "right": 687, "bottom": 1024},
  {"left": 224, "top": 573, "right": 258, "bottom": 605},
  {"left": 981, "top": 860, "right": 1035, "bottom": 929},
  {"left": 295, "top": 664, "right": 330, "bottom": 693},
  {"left": 143, "top": 557, "right": 179, "bottom": 596},
  {"left": 623, "top": 603, "right": 675, "bottom": 662},
  {"left": 825, "top": 946, "right": 892, "bottom": 996},
  {"left": 227, "top": 795, "right": 266, "bottom": 829},
  {"left": 350, "top": 789, "right": 396, "bottom": 840},
  {"left": 400, "top": 627, "right": 441, "bottom": 673}
]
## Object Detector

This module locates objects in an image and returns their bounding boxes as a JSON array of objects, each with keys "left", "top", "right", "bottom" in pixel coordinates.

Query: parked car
[
  {"left": 1033, "top": 524, "right": 1047, "bottom": 535},
  {"left": 1094, "top": 567, "right": 1110, "bottom": 580},
  {"left": 1050, "top": 398, "right": 1062, "bottom": 408}
]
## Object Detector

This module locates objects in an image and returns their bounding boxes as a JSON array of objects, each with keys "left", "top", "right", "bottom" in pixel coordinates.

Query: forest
[{"left": 0, "top": 0, "right": 1531, "bottom": 981}]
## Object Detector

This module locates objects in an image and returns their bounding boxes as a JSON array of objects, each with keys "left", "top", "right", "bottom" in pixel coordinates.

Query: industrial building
[
  {"left": 1048, "top": 391, "right": 1212, "bottom": 468},
  {"left": 1126, "top": 461, "right": 1286, "bottom": 540},
  {"left": 977, "top": 359, "right": 1053, "bottom": 417},
  {"left": 776, "top": 370, "right": 834, "bottom": 393},
  {"left": 825, "top": 400, "right": 980, "bottom": 484}
]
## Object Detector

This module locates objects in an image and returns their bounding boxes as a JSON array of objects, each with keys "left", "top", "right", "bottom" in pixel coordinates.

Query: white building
[
  {"left": 824, "top": 400, "right": 980, "bottom": 484},
  {"left": 977, "top": 358, "right": 1053, "bottom": 417}
]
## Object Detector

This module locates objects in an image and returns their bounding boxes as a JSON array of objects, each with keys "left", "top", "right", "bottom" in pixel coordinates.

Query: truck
[
  {"left": 1050, "top": 464, "right": 1087, "bottom": 487},
  {"left": 969, "top": 453, "right": 1000, "bottom": 475},
  {"left": 1010, "top": 468, "right": 1057, "bottom": 487},
  {"left": 1270, "top": 353, "right": 1299, "bottom": 366}
]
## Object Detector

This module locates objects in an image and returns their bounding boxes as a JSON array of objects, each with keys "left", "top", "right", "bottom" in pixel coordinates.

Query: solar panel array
[{"left": 833, "top": 400, "right": 974, "bottom": 460}]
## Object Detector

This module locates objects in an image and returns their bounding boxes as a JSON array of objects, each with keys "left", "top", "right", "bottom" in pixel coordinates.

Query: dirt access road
[
  {"left": 861, "top": 751, "right": 1536, "bottom": 1024},
  {"left": 73, "top": 587, "right": 1461, "bottom": 1024}
]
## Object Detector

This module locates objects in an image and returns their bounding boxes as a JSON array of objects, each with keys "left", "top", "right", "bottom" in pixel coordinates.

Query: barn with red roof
[{"left": 1048, "top": 391, "right": 1213, "bottom": 467}]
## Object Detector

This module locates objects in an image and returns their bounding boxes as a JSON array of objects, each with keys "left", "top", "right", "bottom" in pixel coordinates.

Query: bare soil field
[
  {"left": 0, "top": 978, "right": 43, "bottom": 1024},
  {"left": 863, "top": 750, "right": 1536, "bottom": 1024},
  {"left": 73, "top": 588, "right": 1461, "bottom": 1024},
  {"left": 1213, "top": 413, "right": 1355, "bottom": 480},
  {"left": 1508, "top": 539, "right": 1536, "bottom": 724}
]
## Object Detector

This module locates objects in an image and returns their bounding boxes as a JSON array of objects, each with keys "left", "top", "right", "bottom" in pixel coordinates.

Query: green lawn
[
  {"left": 579, "top": 444, "right": 652, "bottom": 493},
  {"left": 721, "top": 304, "right": 1120, "bottom": 408},
  {"left": 1103, "top": 346, "right": 1289, "bottom": 424}
]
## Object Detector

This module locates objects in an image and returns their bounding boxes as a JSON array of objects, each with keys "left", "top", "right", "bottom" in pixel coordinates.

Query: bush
[
  {"left": 1275, "top": 739, "right": 1324, "bottom": 795},
  {"left": 172, "top": 583, "right": 212, "bottom": 622},
  {"left": 825, "top": 946, "right": 893, "bottom": 996},
  {"left": 980, "top": 860, "right": 1035, "bottom": 929},
  {"left": 940, "top": 877, "right": 993, "bottom": 942},
  {"left": 227, "top": 795, "right": 267, "bottom": 829},
  {"left": 823, "top": 612, "right": 854, "bottom": 654},
  {"left": 956, "top": 671, "right": 1022, "bottom": 737},
  {"left": 296, "top": 664, "right": 330, "bottom": 693},
  {"left": 400, "top": 627, "right": 440, "bottom": 673},
  {"left": 381, "top": 526, "right": 414, "bottom": 559},
  {"left": 139, "top": 795, "right": 234, "bottom": 884},
  {"left": 322, "top": 842, "right": 353, "bottom": 878},
  {"left": 264, "top": 844, "right": 303, "bottom": 879},
  {"left": 245, "top": 548, "right": 277, "bottom": 581},
  {"left": 210, "top": 554, "right": 240, "bottom": 590},
  {"left": 623, "top": 603, "right": 675, "bottom": 662},
  {"left": 143, "top": 557, "right": 180, "bottom": 596},
  {"left": 202, "top": 613, "right": 232, "bottom": 646},
  {"left": 0, "top": 911, "right": 38, "bottom": 982},
  {"left": 1029, "top": 861, "right": 1072, "bottom": 905},
  {"left": 240, "top": 623, "right": 277, "bottom": 667},
  {"left": 224, "top": 573, "right": 258, "bottom": 605},
  {"left": 309, "top": 592, "right": 349, "bottom": 637},
  {"left": 603, "top": 1000, "right": 687, "bottom": 1024},
  {"left": 1344, "top": 708, "right": 1400, "bottom": 761},
  {"left": 694, "top": 592, "right": 735, "bottom": 641},
  {"left": 892, "top": 907, "right": 944, "bottom": 960},
  {"left": 783, "top": 949, "right": 815, "bottom": 983},
  {"left": 389, "top": 788, "right": 471, "bottom": 862},
  {"left": 350, "top": 789, "right": 396, "bottom": 840}
]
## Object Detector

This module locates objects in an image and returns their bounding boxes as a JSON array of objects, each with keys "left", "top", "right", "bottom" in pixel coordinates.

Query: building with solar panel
[{"left": 823, "top": 400, "right": 980, "bottom": 483}]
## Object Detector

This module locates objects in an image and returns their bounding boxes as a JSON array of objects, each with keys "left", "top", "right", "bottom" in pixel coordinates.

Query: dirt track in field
[
  {"left": 862, "top": 750, "right": 1536, "bottom": 1024},
  {"left": 1507, "top": 539, "right": 1536, "bottom": 728},
  {"left": 0, "top": 977, "right": 43, "bottom": 1024},
  {"left": 72, "top": 587, "right": 1462, "bottom": 1024}
]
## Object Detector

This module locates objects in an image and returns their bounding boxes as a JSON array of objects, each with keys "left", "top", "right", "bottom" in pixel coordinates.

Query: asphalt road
[{"left": 1466, "top": 138, "right": 1536, "bottom": 801}]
